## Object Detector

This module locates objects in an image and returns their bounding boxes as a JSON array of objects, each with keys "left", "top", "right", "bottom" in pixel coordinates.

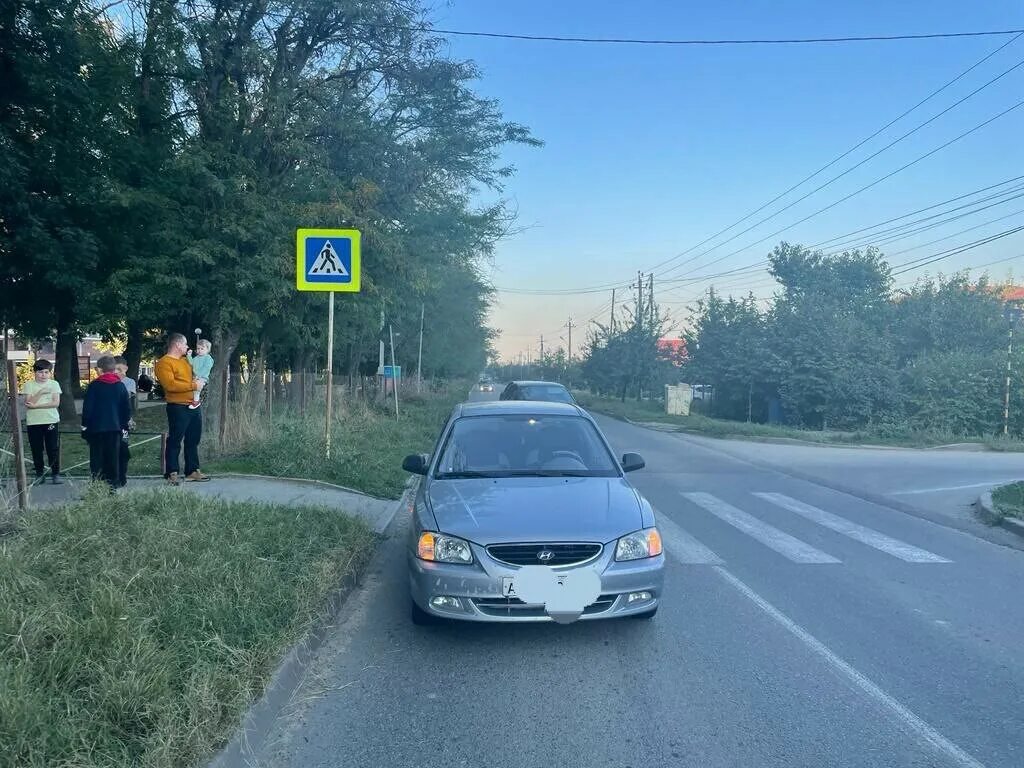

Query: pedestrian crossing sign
[{"left": 296, "top": 228, "right": 361, "bottom": 292}]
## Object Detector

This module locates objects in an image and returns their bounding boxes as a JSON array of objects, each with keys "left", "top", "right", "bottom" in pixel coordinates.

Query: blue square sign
[{"left": 296, "top": 229, "right": 361, "bottom": 292}]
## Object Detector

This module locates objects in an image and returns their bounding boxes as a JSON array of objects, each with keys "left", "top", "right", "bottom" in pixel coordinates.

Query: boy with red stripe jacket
[{"left": 81, "top": 355, "right": 131, "bottom": 489}]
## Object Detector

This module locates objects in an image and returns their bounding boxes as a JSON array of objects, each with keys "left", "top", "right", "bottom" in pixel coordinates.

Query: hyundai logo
[{"left": 536, "top": 549, "right": 556, "bottom": 562}]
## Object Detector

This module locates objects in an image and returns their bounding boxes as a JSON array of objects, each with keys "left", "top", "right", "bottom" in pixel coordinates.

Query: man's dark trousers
[
  {"left": 88, "top": 432, "right": 121, "bottom": 489},
  {"left": 165, "top": 404, "right": 202, "bottom": 477}
]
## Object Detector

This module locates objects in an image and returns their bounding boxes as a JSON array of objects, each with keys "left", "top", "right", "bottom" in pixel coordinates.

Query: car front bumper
[{"left": 408, "top": 544, "right": 665, "bottom": 623}]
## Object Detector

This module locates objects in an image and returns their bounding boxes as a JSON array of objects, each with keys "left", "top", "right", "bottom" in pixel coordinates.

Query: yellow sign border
[{"left": 296, "top": 228, "right": 361, "bottom": 292}]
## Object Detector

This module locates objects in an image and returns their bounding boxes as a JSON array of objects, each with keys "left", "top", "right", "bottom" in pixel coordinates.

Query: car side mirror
[
  {"left": 621, "top": 453, "right": 645, "bottom": 473},
  {"left": 402, "top": 454, "right": 428, "bottom": 475}
]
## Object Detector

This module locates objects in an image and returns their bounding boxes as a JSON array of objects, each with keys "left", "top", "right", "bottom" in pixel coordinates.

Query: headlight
[
  {"left": 615, "top": 528, "right": 663, "bottom": 561},
  {"left": 417, "top": 532, "right": 473, "bottom": 564}
]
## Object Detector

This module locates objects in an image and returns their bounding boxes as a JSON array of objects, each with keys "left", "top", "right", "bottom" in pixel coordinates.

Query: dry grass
[{"left": 0, "top": 484, "right": 377, "bottom": 768}]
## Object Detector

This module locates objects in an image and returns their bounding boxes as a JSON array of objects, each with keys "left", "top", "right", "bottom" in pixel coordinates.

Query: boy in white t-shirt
[{"left": 20, "top": 359, "right": 63, "bottom": 484}]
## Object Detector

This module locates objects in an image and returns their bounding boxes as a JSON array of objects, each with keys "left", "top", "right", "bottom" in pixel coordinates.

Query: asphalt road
[{"left": 257, "top": 388, "right": 1024, "bottom": 768}]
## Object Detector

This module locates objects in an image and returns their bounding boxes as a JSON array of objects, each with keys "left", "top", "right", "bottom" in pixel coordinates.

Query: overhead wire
[
  {"left": 889, "top": 224, "right": 1024, "bottom": 275},
  {"left": 820, "top": 189, "right": 1024, "bottom": 253},
  {"left": 657, "top": 77, "right": 1024, "bottom": 280},
  {"left": 808, "top": 174, "right": 1024, "bottom": 247},
  {"left": 424, "top": 28, "right": 1024, "bottom": 46},
  {"left": 656, "top": 97, "right": 1024, "bottom": 281},
  {"left": 641, "top": 34, "right": 1024, "bottom": 279}
]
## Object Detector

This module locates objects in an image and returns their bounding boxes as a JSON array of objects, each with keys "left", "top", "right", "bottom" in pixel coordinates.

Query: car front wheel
[
  {"left": 411, "top": 599, "right": 440, "bottom": 626},
  {"left": 629, "top": 606, "right": 658, "bottom": 620}
]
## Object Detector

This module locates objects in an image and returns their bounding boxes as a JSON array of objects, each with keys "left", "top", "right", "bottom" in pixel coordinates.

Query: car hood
[{"left": 426, "top": 477, "right": 643, "bottom": 545}]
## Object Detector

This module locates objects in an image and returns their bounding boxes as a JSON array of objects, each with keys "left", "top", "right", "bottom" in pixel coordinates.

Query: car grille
[
  {"left": 486, "top": 542, "right": 602, "bottom": 567},
  {"left": 474, "top": 594, "right": 618, "bottom": 618}
]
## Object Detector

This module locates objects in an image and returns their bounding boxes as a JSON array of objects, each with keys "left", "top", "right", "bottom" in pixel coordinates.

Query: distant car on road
[
  {"left": 499, "top": 380, "right": 576, "bottom": 404},
  {"left": 401, "top": 400, "right": 663, "bottom": 624},
  {"left": 477, "top": 377, "right": 494, "bottom": 393}
]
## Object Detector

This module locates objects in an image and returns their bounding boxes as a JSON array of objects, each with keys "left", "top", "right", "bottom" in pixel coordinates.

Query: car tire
[
  {"left": 411, "top": 599, "right": 440, "bottom": 626},
  {"left": 629, "top": 606, "right": 658, "bottom": 620}
]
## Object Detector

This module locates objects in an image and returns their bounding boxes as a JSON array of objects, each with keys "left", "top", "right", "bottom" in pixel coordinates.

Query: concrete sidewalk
[{"left": 9, "top": 475, "right": 400, "bottom": 533}]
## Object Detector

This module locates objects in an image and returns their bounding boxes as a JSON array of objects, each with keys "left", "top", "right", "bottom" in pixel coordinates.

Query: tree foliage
[
  {"left": 1, "top": 0, "right": 537, "bottom": 401},
  {"left": 683, "top": 242, "right": 1022, "bottom": 436}
]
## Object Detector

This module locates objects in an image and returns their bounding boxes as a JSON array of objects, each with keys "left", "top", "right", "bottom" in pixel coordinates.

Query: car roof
[
  {"left": 456, "top": 400, "right": 586, "bottom": 418},
  {"left": 507, "top": 380, "right": 569, "bottom": 388}
]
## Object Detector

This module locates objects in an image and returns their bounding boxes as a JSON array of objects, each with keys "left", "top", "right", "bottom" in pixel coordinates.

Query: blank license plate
[{"left": 501, "top": 573, "right": 568, "bottom": 599}]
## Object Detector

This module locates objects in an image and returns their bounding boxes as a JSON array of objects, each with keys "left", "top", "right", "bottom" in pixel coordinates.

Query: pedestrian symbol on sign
[{"left": 310, "top": 240, "right": 349, "bottom": 277}]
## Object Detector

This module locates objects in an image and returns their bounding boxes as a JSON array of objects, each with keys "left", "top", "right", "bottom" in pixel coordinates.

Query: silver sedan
[{"left": 403, "top": 400, "right": 665, "bottom": 624}]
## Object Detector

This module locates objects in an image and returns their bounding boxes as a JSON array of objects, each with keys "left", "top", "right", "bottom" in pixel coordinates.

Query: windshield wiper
[
  {"left": 435, "top": 470, "right": 502, "bottom": 479},
  {"left": 505, "top": 469, "right": 595, "bottom": 477}
]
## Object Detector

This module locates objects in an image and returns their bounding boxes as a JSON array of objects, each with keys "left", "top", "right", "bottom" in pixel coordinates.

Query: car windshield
[
  {"left": 518, "top": 384, "right": 573, "bottom": 402},
  {"left": 435, "top": 414, "right": 618, "bottom": 478}
]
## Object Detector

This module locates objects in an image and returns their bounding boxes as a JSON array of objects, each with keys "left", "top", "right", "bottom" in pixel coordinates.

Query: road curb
[
  {"left": 205, "top": 482, "right": 413, "bottom": 768},
  {"left": 976, "top": 491, "right": 1024, "bottom": 538}
]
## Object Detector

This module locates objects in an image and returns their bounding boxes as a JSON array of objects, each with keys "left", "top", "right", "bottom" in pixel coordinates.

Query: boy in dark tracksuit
[{"left": 81, "top": 355, "right": 131, "bottom": 489}]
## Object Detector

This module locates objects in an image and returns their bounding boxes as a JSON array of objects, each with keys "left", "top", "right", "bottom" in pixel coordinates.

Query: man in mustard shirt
[{"left": 155, "top": 333, "right": 211, "bottom": 485}]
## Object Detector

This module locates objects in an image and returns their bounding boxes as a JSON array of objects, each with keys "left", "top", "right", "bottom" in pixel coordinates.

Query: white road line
[
  {"left": 711, "top": 565, "right": 986, "bottom": 768},
  {"left": 754, "top": 493, "right": 951, "bottom": 564},
  {"left": 655, "top": 512, "right": 723, "bottom": 564},
  {"left": 890, "top": 480, "right": 1022, "bottom": 495},
  {"left": 683, "top": 492, "right": 840, "bottom": 564}
]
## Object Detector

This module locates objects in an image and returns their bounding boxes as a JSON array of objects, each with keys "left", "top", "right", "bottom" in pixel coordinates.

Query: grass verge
[
  {"left": 0, "top": 485, "right": 376, "bottom": 768},
  {"left": 204, "top": 385, "right": 461, "bottom": 499},
  {"left": 575, "top": 392, "right": 1024, "bottom": 451},
  {"left": 991, "top": 481, "right": 1024, "bottom": 518}
]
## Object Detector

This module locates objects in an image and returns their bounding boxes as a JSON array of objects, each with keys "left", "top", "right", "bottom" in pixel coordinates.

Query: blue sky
[{"left": 431, "top": 1, "right": 1024, "bottom": 359}]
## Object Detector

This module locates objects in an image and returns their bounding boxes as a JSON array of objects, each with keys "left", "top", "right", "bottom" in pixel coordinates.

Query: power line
[
  {"left": 964, "top": 251, "right": 1024, "bottom": 272},
  {"left": 890, "top": 224, "right": 1024, "bottom": 275},
  {"left": 425, "top": 27, "right": 1024, "bottom": 46},
  {"left": 174, "top": 5, "right": 1024, "bottom": 45},
  {"left": 489, "top": 38, "right": 1022, "bottom": 298},
  {"left": 641, "top": 34, "right": 1024, "bottom": 279},
  {"left": 809, "top": 175, "right": 1024, "bottom": 248},
  {"left": 822, "top": 189, "right": 1024, "bottom": 253},
  {"left": 500, "top": 176, "right": 1024, "bottom": 297},
  {"left": 658, "top": 61, "right": 1024, "bottom": 280},
  {"left": 662, "top": 97, "right": 1024, "bottom": 279},
  {"left": 882, "top": 207, "right": 1024, "bottom": 257},
  {"left": 657, "top": 178, "right": 1024, "bottom": 302}
]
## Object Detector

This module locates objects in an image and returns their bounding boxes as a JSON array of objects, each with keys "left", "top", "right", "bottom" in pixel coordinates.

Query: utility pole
[
  {"left": 609, "top": 288, "right": 616, "bottom": 333},
  {"left": 635, "top": 271, "right": 645, "bottom": 330},
  {"left": 539, "top": 334, "right": 545, "bottom": 365},
  {"left": 566, "top": 316, "right": 576, "bottom": 363},
  {"left": 1004, "top": 304, "right": 1024, "bottom": 436},
  {"left": 648, "top": 273, "right": 655, "bottom": 326}
]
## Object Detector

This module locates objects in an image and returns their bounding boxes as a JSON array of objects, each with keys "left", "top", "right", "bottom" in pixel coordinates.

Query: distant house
[
  {"left": 1001, "top": 285, "right": 1024, "bottom": 303},
  {"left": 2, "top": 333, "right": 109, "bottom": 383},
  {"left": 657, "top": 337, "right": 687, "bottom": 365}
]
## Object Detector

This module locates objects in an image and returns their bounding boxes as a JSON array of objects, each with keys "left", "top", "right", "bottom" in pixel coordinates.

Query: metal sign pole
[
  {"left": 6, "top": 357, "right": 28, "bottom": 511},
  {"left": 326, "top": 292, "right": 335, "bottom": 458},
  {"left": 389, "top": 323, "right": 399, "bottom": 419},
  {"left": 416, "top": 302, "right": 424, "bottom": 394},
  {"left": 295, "top": 227, "right": 360, "bottom": 453}
]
